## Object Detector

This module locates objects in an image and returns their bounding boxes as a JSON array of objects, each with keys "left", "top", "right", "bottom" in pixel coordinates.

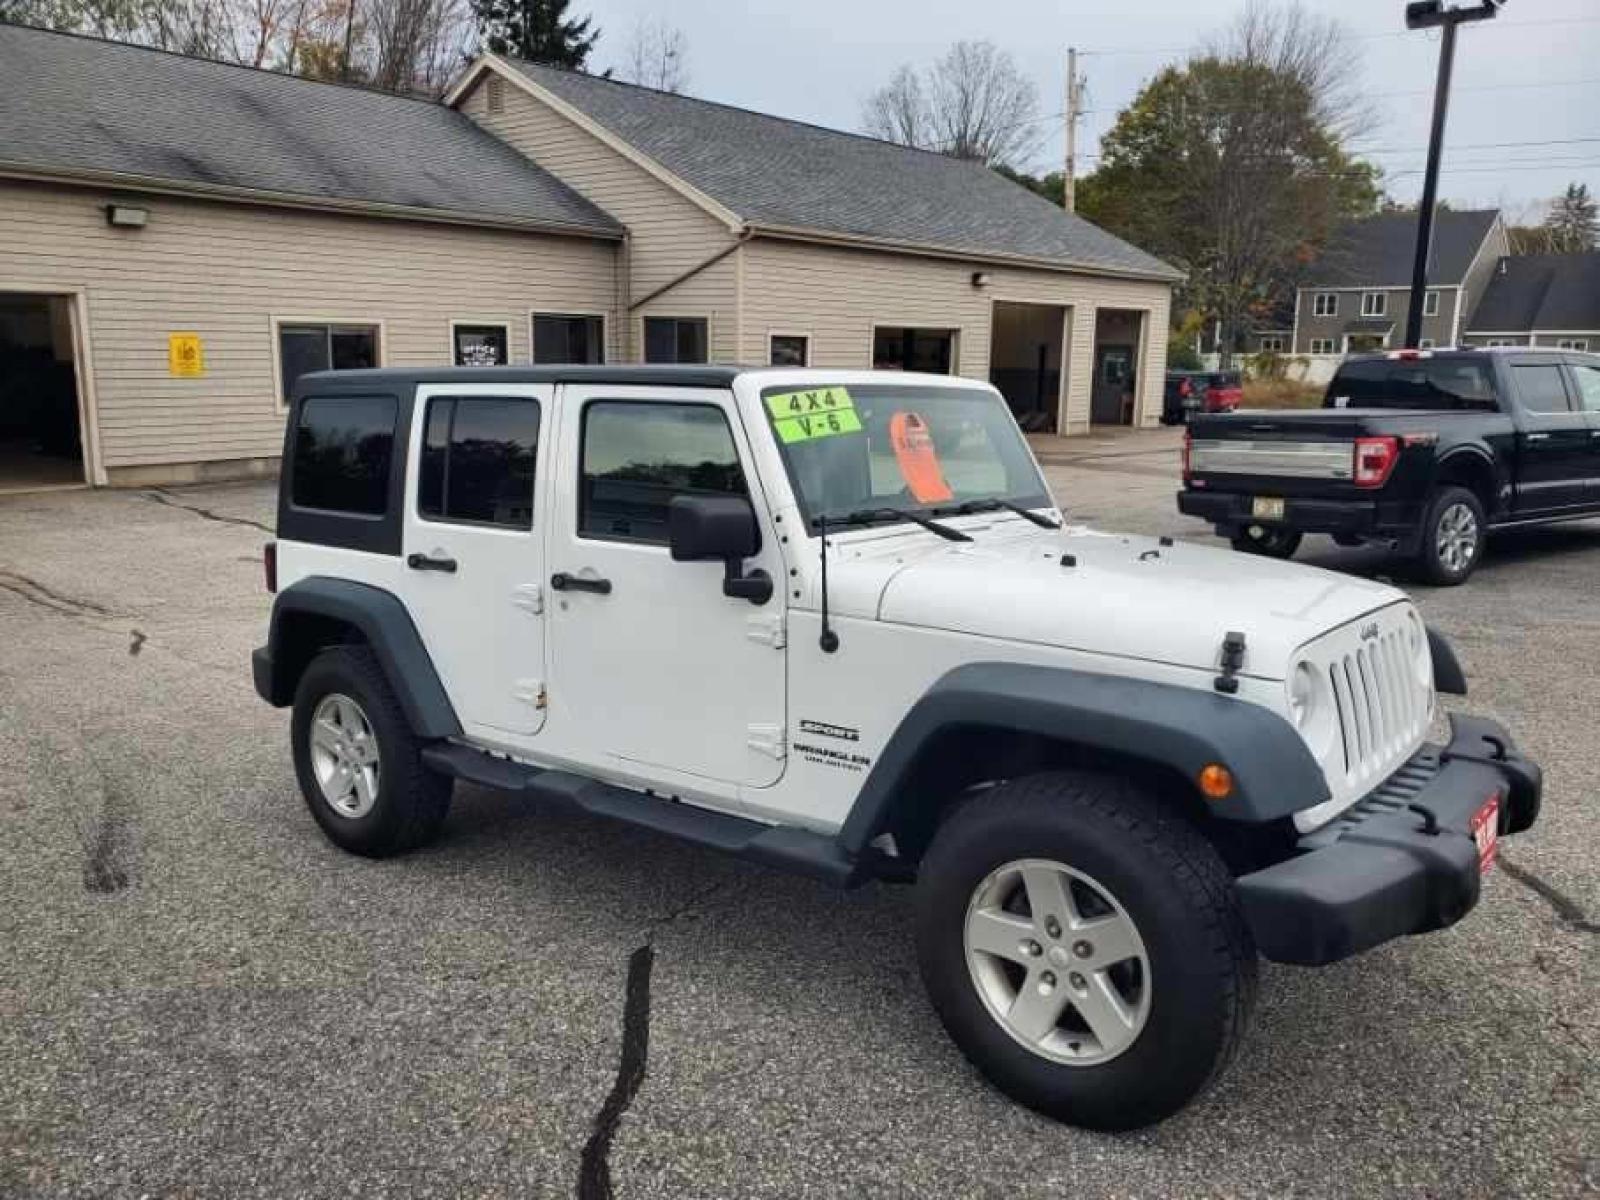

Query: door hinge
[
  {"left": 512, "top": 584, "right": 544, "bottom": 615},
  {"left": 746, "top": 612, "right": 787, "bottom": 648},
  {"left": 513, "top": 679, "right": 546, "bottom": 709},
  {"left": 746, "top": 722, "right": 786, "bottom": 759}
]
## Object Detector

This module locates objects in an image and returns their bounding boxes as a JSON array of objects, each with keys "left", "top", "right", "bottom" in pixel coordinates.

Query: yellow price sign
[
  {"left": 765, "top": 387, "right": 862, "bottom": 444},
  {"left": 168, "top": 332, "right": 205, "bottom": 378}
]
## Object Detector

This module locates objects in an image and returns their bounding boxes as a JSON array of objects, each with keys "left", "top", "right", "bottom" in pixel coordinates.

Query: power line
[{"left": 1078, "top": 16, "right": 1600, "bottom": 58}]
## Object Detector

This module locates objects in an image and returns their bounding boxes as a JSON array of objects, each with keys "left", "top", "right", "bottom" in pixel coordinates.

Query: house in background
[
  {"left": 1462, "top": 253, "right": 1600, "bottom": 350},
  {"left": 0, "top": 25, "right": 1178, "bottom": 491},
  {"left": 1291, "top": 209, "right": 1508, "bottom": 357}
]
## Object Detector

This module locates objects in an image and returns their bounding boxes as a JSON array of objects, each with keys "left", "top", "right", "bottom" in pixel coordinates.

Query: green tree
[
  {"left": 1543, "top": 183, "right": 1598, "bottom": 253},
  {"left": 471, "top": 0, "right": 595, "bottom": 68}
]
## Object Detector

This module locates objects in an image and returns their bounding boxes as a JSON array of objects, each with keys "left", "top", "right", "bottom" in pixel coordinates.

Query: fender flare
[
  {"left": 837, "top": 662, "right": 1328, "bottom": 854},
  {"left": 1431, "top": 444, "right": 1502, "bottom": 508},
  {"left": 255, "top": 576, "right": 461, "bottom": 739},
  {"left": 1426, "top": 625, "right": 1467, "bottom": 695}
]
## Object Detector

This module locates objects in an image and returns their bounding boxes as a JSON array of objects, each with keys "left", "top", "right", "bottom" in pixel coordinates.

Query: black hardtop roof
[{"left": 293, "top": 365, "right": 745, "bottom": 398}]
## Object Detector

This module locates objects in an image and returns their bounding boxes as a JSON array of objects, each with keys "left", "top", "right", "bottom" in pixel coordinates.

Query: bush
[
  {"left": 1167, "top": 340, "right": 1203, "bottom": 370},
  {"left": 1242, "top": 378, "right": 1323, "bottom": 409}
]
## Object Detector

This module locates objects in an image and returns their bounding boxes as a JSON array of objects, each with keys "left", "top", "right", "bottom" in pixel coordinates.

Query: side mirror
[{"left": 667, "top": 495, "right": 771, "bottom": 605}]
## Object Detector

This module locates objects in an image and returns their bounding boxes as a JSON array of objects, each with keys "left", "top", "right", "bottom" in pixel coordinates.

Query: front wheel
[
  {"left": 914, "top": 772, "right": 1257, "bottom": 1131},
  {"left": 1415, "top": 486, "right": 1485, "bottom": 586},
  {"left": 1229, "top": 525, "right": 1302, "bottom": 559}
]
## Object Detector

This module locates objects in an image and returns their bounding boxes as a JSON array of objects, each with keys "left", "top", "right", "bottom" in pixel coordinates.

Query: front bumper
[{"left": 1236, "top": 714, "right": 1541, "bottom": 966}]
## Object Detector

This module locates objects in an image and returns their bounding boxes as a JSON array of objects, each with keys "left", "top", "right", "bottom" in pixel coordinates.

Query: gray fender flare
[
  {"left": 256, "top": 576, "right": 461, "bottom": 739},
  {"left": 837, "top": 662, "right": 1328, "bottom": 854},
  {"left": 1426, "top": 625, "right": 1467, "bottom": 695}
]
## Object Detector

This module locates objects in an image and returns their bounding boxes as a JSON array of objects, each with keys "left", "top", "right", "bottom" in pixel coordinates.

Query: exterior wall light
[{"left": 106, "top": 204, "right": 149, "bottom": 229}]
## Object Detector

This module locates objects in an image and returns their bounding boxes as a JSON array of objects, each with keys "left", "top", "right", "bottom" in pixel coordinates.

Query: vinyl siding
[
  {"left": 0, "top": 178, "right": 618, "bottom": 473},
  {"left": 458, "top": 72, "right": 740, "bottom": 356},
  {"left": 1293, "top": 286, "right": 1457, "bottom": 353},
  {"left": 740, "top": 238, "right": 1171, "bottom": 431}
]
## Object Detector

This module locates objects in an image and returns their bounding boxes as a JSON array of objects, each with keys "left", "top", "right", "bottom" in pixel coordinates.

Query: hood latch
[{"left": 1213, "top": 631, "right": 1247, "bottom": 695}]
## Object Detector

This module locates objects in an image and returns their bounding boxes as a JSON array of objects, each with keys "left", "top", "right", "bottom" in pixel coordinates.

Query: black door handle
[
  {"left": 407, "top": 552, "right": 457, "bottom": 573},
  {"left": 550, "top": 571, "right": 612, "bottom": 595}
]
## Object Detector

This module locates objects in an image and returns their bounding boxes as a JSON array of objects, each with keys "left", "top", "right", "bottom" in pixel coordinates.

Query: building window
[
  {"left": 452, "top": 322, "right": 509, "bottom": 367},
  {"left": 533, "top": 313, "right": 604, "bottom": 364},
  {"left": 1309, "top": 338, "right": 1336, "bottom": 355},
  {"left": 418, "top": 396, "right": 540, "bottom": 529},
  {"left": 290, "top": 395, "right": 396, "bottom": 515},
  {"left": 873, "top": 326, "right": 956, "bottom": 373},
  {"left": 579, "top": 401, "right": 746, "bottom": 543},
  {"left": 1312, "top": 293, "right": 1338, "bottom": 317},
  {"left": 1259, "top": 336, "right": 1285, "bottom": 352},
  {"left": 1418, "top": 339, "right": 1436, "bottom": 350},
  {"left": 278, "top": 323, "right": 380, "bottom": 405},
  {"left": 1423, "top": 290, "right": 1440, "bottom": 317},
  {"left": 643, "top": 317, "right": 708, "bottom": 364},
  {"left": 1485, "top": 338, "right": 1517, "bottom": 348},
  {"left": 1556, "top": 338, "right": 1590, "bottom": 351},
  {"left": 769, "top": 333, "right": 809, "bottom": 366},
  {"left": 1361, "top": 292, "right": 1387, "bottom": 317},
  {"left": 485, "top": 76, "right": 505, "bottom": 115}
]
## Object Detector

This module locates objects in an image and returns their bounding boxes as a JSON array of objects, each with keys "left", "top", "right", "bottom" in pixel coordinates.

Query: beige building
[{"left": 0, "top": 25, "right": 1177, "bottom": 491}]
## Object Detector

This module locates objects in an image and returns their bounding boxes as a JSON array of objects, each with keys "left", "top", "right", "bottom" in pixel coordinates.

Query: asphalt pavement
[{"left": 0, "top": 442, "right": 1595, "bottom": 1198}]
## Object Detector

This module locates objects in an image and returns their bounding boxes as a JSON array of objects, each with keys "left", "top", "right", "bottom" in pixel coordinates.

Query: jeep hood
[{"left": 828, "top": 521, "right": 1405, "bottom": 680}]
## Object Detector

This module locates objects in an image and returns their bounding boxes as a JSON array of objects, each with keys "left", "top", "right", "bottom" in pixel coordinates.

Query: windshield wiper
[
  {"left": 938, "top": 497, "right": 1062, "bottom": 530},
  {"left": 818, "top": 507, "right": 973, "bottom": 542}
]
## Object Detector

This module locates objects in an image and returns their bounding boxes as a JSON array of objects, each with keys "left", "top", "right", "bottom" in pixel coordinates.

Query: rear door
[
  {"left": 1566, "top": 357, "right": 1600, "bottom": 502},
  {"left": 401, "top": 383, "right": 551, "bottom": 737},
  {"left": 1507, "top": 357, "right": 1590, "bottom": 513}
]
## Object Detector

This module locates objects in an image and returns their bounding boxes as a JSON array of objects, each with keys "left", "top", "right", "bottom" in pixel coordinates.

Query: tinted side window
[
  {"left": 1572, "top": 364, "right": 1600, "bottom": 414},
  {"left": 1514, "top": 365, "right": 1573, "bottom": 413},
  {"left": 580, "top": 401, "right": 745, "bottom": 543},
  {"left": 1327, "top": 359, "right": 1497, "bottom": 409},
  {"left": 291, "top": 395, "right": 397, "bottom": 515},
  {"left": 418, "top": 397, "right": 540, "bottom": 529}
]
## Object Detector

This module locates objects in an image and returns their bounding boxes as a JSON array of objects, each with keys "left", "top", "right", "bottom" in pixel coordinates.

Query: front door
[
  {"left": 1092, "top": 344, "right": 1135, "bottom": 424},
  {"left": 402, "top": 383, "right": 551, "bottom": 736},
  {"left": 544, "top": 385, "right": 788, "bottom": 793},
  {"left": 1508, "top": 358, "right": 1590, "bottom": 513}
]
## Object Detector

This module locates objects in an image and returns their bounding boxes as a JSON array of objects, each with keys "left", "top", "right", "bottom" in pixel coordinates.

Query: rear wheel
[
  {"left": 1229, "top": 525, "right": 1302, "bottom": 559},
  {"left": 1415, "top": 486, "right": 1485, "bottom": 586},
  {"left": 915, "top": 772, "right": 1257, "bottom": 1131}
]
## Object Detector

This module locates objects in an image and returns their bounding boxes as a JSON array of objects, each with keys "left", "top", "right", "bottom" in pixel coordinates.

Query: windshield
[
  {"left": 1325, "top": 358, "right": 1499, "bottom": 410},
  {"left": 760, "top": 383, "right": 1050, "bottom": 533}
]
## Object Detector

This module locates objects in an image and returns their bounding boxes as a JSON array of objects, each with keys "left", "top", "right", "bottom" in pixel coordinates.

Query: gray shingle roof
[
  {"left": 1467, "top": 253, "right": 1600, "bottom": 333},
  {"left": 0, "top": 24, "right": 620, "bottom": 235},
  {"left": 499, "top": 59, "right": 1180, "bottom": 280},
  {"left": 1307, "top": 209, "right": 1499, "bottom": 287}
]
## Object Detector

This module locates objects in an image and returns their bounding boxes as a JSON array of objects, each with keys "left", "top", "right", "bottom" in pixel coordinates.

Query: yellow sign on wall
[{"left": 168, "top": 332, "right": 204, "bottom": 377}]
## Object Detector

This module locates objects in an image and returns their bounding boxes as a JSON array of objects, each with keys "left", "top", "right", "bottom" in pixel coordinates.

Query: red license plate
[{"left": 1470, "top": 795, "right": 1501, "bottom": 874}]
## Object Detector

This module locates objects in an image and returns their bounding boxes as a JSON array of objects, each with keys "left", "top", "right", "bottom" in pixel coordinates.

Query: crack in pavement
[
  {"left": 1499, "top": 853, "right": 1600, "bottom": 935},
  {"left": 0, "top": 570, "right": 116, "bottom": 618},
  {"left": 143, "top": 489, "right": 274, "bottom": 534}
]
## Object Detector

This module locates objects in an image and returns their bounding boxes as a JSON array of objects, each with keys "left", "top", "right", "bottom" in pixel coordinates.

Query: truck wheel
[
  {"left": 1416, "top": 486, "right": 1485, "bottom": 586},
  {"left": 1229, "top": 525, "right": 1302, "bottom": 559},
  {"left": 914, "top": 772, "right": 1256, "bottom": 1131},
  {"left": 290, "top": 646, "right": 452, "bottom": 857}
]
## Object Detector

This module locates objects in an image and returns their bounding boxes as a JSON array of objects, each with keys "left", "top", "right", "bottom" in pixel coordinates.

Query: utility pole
[
  {"left": 1064, "top": 47, "right": 1081, "bottom": 212},
  {"left": 1402, "top": 0, "right": 1503, "bottom": 347}
]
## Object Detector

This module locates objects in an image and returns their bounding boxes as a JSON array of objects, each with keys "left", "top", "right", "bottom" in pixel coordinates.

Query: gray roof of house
[
  {"left": 1307, "top": 209, "right": 1499, "bottom": 287},
  {"left": 1467, "top": 253, "right": 1600, "bottom": 333},
  {"left": 0, "top": 25, "right": 621, "bottom": 235},
  {"left": 500, "top": 59, "right": 1181, "bottom": 280}
]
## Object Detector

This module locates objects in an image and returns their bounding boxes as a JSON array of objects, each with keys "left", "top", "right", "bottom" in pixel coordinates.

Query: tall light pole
[
  {"left": 1064, "top": 47, "right": 1083, "bottom": 212},
  {"left": 1402, "top": 0, "right": 1504, "bottom": 348}
]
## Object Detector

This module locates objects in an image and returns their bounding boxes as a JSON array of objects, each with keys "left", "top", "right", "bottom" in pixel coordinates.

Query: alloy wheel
[
  {"left": 1436, "top": 502, "right": 1479, "bottom": 576},
  {"left": 309, "top": 693, "right": 380, "bottom": 818}
]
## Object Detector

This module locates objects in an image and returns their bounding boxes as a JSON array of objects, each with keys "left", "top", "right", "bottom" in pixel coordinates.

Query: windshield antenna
[{"left": 817, "top": 513, "right": 839, "bottom": 653}]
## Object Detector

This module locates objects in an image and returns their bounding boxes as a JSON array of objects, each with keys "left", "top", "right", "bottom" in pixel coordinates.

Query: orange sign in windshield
[{"left": 889, "top": 411, "right": 954, "bottom": 503}]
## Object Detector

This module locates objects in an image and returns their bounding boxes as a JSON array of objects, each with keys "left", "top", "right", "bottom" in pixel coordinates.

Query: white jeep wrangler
[{"left": 254, "top": 366, "right": 1541, "bottom": 1130}]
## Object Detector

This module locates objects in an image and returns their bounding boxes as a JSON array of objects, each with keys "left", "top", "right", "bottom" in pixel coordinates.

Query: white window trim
[
  {"left": 1361, "top": 292, "right": 1388, "bottom": 318},
  {"left": 1555, "top": 338, "right": 1589, "bottom": 351},
  {"left": 447, "top": 318, "right": 512, "bottom": 367},
  {"left": 1259, "top": 336, "right": 1286, "bottom": 352},
  {"left": 639, "top": 313, "right": 713, "bottom": 365},
  {"left": 529, "top": 310, "right": 608, "bottom": 365},
  {"left": 1309, "top": 338, "right": 1336, "bottom": 355},
  {"left": 868, "top": 321, "right": 964, "bottom": 375},
  {"left": 766, "top": 329, "right": 812, "bottom": 366},
  {"left": 1423, "top": 290, "right": 1440, "bottom": 317},
  {"left": 1312, "top": 292, "right": 1338, "bottom": 317},
  {"left": 270, "top": 316, "right": 386, "bottom": 414}
]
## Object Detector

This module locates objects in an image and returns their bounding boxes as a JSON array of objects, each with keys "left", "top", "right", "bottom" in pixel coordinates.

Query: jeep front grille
[{"left": 1326, "top": 627, "right": 1426, "bottom": 786}]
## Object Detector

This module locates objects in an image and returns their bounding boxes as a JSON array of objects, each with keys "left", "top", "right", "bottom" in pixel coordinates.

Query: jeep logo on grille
[{"left": 1359, "top": 622, "right": 1380, "bottom": 641}]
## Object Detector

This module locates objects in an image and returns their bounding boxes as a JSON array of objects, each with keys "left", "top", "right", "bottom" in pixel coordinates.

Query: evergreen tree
[
  {"left": 471, "top": 0, "right": 597, "bottom": 68},
  {"left": 1543, "top": 183, "right": 1599, "bottom": 254}
]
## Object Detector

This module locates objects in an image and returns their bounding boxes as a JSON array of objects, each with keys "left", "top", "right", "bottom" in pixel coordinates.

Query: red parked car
[{"left": 1200, "top": 370, "right": 1243, "bottom": 413}]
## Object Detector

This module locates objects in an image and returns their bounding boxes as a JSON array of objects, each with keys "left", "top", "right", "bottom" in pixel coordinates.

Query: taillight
[
  {"left": 1353, "top": 437, "right": 1400, "bottom": 488},
  {"left": 1182, "top": 429, "right": 1193, "bottom": 481},
  {"left": 1179, "top": 378, "right": 1192, "bottom": 398},
  {"left": 264, "top": 541, "right": 278, "bottom": 593}
]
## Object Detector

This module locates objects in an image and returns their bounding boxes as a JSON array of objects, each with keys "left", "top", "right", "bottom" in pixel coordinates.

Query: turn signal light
[
  {"left": 1352, "top": 436, "right": 1400, "bottom": 489},
  {"left": 1198, "top": 763, "right": 1235, "bottom": 800}
]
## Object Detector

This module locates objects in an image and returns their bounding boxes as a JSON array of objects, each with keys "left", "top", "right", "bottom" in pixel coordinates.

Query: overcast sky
[{"left": 578, "top": 0, "right": 1599, "bottom": 220}]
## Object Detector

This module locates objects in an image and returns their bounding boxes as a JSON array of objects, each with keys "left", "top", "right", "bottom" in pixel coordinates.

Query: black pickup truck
[{"left": 1177, "top": 348, "right": 1600, "bottom": 584}]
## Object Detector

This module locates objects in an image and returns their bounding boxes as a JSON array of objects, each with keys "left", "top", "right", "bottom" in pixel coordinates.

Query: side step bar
[{"left": 421, "top": 741, "right": 862, "bottom": 886}]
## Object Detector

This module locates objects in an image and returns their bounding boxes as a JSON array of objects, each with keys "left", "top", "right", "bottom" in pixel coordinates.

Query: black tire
[
  {"left": 1414, "top": 485, "right": 1485, "bottom": 586},
  {"left": 915, "top": 772, "right": 1257, "bottom": 1131},
  {"left": 291, "top": 645, "right": 452, "bottom": 857},
  {"left": 1229, "top": 525, "right": 1302, "bottom": 559}
]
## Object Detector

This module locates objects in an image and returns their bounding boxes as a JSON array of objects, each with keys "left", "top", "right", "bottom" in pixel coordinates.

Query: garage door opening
[
  {"left": 990, "top": 301, "right": 1067, "bottom": 433},
  {"left": 0, "top": 293, "right": 85, "bottom": 491},
  {"left": 873, "top": 326, "right": 956, "bottom": 374},
  {"left": 1091, "top": 308, "right": 1145, "bottom": 427}
]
